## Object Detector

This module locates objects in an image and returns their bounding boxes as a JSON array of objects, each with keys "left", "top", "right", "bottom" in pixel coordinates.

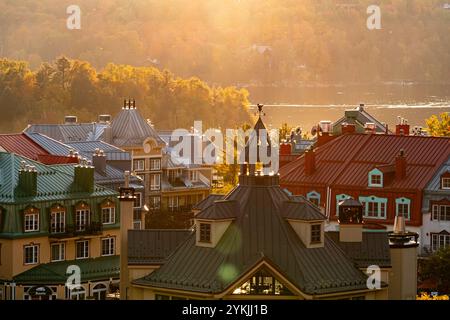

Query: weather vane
[{"left": 256, "top": 103, "right": 266, "bottom": 117}]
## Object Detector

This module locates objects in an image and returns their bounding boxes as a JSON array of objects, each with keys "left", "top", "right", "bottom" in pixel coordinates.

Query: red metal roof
[
  {"left": 0, "top": 133, "right": 50, "bottom": 160},
  {"left": 280, "top": 133, "right": 450, "bottom": 191}
]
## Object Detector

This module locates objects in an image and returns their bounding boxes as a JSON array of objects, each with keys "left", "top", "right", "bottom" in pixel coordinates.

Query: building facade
[{"left": 0, "top": 152, "right": 121, "bottom": 300}]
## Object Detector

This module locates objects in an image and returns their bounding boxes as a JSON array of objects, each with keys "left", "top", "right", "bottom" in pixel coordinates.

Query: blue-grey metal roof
[
  {"left": 111, "top": 107, "right": 164, "bottom": 147},
  {"left": 25, "top": 132, "right": 73, "bottom": 156},
  {"left": 66, "top": 141, "right": 131, "bottom": 161},
  {"left": 24, "top": 123, "right": 107, "bottom": 143},
  {"left": 425, "top": 154, "right": 450, "bottom": 192}
]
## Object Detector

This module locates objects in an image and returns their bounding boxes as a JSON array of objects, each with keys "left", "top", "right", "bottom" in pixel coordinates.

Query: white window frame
[
  {"left": 24, "top": 245, "right": 39, "bottom": 265},
  {"left": 395, "top": 198, "right": 411, "bottom": 220},
  {"left": 75, "top": 209, "right": 90, "bottom": 231},
  {"left": 150, "top": 196, "right": 161, "bottom": 210},
  {"left": 51, "top": 242, "right": 65, "bottom": 262},
  {"left": 359, "top": 196, "right": 387, "bottom": 219},
  {"left": 307, "top": 191, "right": 321, "bottom": 206},
  {"left": 442, "top": 177, "right": 450, "bottom": 189},
  {"left": 76, "top": 240, "right": 89, "bottom": 259},
  {"left": 189, "top": 170, "right": 198, "bottom": 182},
  {"left": 102, "top": 207, "right": 115, "bottom": 225},
  {"left": 101, "top": 237, "right": 115, "bottom": 256},
  {"left": 336, "top": 194, "right": 351, "bottom": 215},
  {"left": 24, "top": 211, "right": 39, "bottom": 232},
  {"left": 50, "top": 210, "right": 65, "bottom": 233},
  {"left": 368, "top": 168, "right": 383, "bottom": 187},
  {"left": 169, "top": 196, "right": 179, "bottom": 210},
  {"left": 150, "top": 174, "right": 161, "bottom": 191},
  {"left": 133, "top": 159, "right": 145, "bottom": 171},
  {"left": 150, "top": 158, "right": 161, "bottom": 171}
]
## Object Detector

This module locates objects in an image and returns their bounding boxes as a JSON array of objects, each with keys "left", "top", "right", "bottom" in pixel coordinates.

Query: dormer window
[
  {"left": 24, "top": 207, "right": 39, "bottom": 232},
  {"left": 199, "top": 223, "right": 211, "bottom": 243},
  {"left": 310, "top": 224, "right": 321, "bottom": 244},
  {"left": 442, "top": 176, "right": 450, "bottom": 190},
  {"left": 368, "top": 169, "right": 383, "bottom": 187}
]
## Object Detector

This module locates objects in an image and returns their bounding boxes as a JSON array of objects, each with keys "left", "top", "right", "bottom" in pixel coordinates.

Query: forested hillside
[
  {"left": 0, "top": 0, "right": 448, "bottom": 85},
  {"left": 0, "top": 57, "right": 251, "bottom": 132}
]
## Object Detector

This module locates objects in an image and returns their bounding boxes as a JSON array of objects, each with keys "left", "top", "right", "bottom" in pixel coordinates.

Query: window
[
  {"left": 51, "top": 243, "right": 65, "bottom": 262},
  {"left": 311, "top": 224, "right": 321, "bottom": 243},
  {"left": 24, "top": 244, "right": 39, "bottom": 265},
  {"left": 133, "top": 159, "right": 145, "bottom": 171},
  {"left": 432, "top": 204, "right": 450, "bottom": 221},
  {"left": 359, "top": 196, "right": 387, "bottom": 219},
  {"left": 92, "top": 284, "right": 107, "bottom": 300},
  {"left": 150, "top": 159, "right": 161, "bottom": 170},
  {"left": 102, "top": 207, "right": 115, "bottom": 224},
  {"left": 150, "top": 196, "right": 161, "bottom": 210},
  {"left": 134, "top": 193, "right": 142, "bottom": 209},
  {"left": 396, "top": 198, "right": 411, "bottom": 220},
  {"left": 76, "top": 240, "right": 89, "bottom": 259},
  {"left": 150, "top": 174, "right": 161, "bottom": 191},
  {"left": 70, "top": 287, "right": 86, "bottom": 300},
  {"left": 169, "top": 196, "right": 178, "bottom": 211},
  {"left": 50, "top": 210, "right": 65, "bottom": 233},
  {"left": 431, "top": 233, "right": 450, "bottom": 252},
  {"left": 199, "top": 223, "right": 211, "bottom": 243},
  {"left": 368, "top": 169, "right": 383, "bottom": 187},
  {"left": 232, "top": 268, "right": 293, "bottom": 295},
  {"left": 101, "top": 237, "right": 115, "bottom": 256},
  {"left": 75, "top": 205, "right": 90, "bottom": 232},
  {"left": 307, "top": 191, "right": 321, "bottom": 207},
  {"left": 189, "top": 171, "right": 198, "bottom": 182},
  {"left": 133, "top": 220, "right": 142, "bottom": 230},
  {"left": 442, "top": 177, "right": 450, "bottom": 189},
  {"left": 24, "top": 208, "right": 39, "bottom": 232}
]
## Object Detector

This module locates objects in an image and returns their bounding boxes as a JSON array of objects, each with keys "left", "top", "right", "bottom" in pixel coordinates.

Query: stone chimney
[
  {"left": 17, "top": 161, "right": 38, "bottom": 196},
  {"left": 304, "top": 148, "right": 316, "bottom": 175},
  {"left": 388, "top": 213, "right": 419, "bottom": 300},
  {"left": 396, "top": 117, "right": 410, "bottom": 135},
  {"left": 395, "top": 149, "right": 407, "bottom": 180},
  {"left": 119, "top": 170, "right": 135, "bottom": 300},
  {"left": 341, "top": 123, "right": 356, "bottom": 135},
  {"left": 92, "top": 148, "right": 107, "bottom": 175}
]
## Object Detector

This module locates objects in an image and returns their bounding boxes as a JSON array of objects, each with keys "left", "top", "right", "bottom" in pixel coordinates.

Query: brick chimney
[
  {"left": 92, "top": 148, "right": 107, "bottom": 175},
  {"left": 304, "top": 148, "right": 316, "bottom": 175},
  {"left": 395, "top": 149, "right": 407, "bottom": 179},
  {"left": 341, "top": 123, "right": 356, "bottom": 134},
  {"left": 396, "top": 117, "right": 410, "bottom": 135}
]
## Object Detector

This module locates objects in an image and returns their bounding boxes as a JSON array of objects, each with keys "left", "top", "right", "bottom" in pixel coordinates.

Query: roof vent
[{"left": 64, "top": 116, "right": 78, "bottom": 124}]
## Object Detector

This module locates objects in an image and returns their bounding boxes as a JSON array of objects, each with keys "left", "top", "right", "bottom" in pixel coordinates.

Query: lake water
[{"left": 249, "top": 103, "right": 450, "bottom": 133}]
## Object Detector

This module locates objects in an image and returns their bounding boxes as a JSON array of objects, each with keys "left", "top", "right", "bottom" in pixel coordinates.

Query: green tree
[
  {"left": 426, "top": 113, "right": 450, "bottom": 137},
  {"left": 420, "top": 246, "right": 450, "bottom": 294}
]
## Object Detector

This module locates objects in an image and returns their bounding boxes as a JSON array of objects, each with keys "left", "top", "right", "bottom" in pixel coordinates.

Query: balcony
[{"left": 49, "top": 222, "right": 103, "bottom": 239}]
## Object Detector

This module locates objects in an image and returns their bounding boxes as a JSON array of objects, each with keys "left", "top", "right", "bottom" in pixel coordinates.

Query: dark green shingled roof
[
  {"left": 0, "top": 152, "right": 116, "bottom": 204},
  {"left": 281, "top": 200, "right": 327, "bottom": 221},
  {"left": 133, "top": 175, "right": 371, "bottom": 296},
  {"left": 327, "top": 231, "right": 391, "bottom": 268},
  {"left": 13, "top": 255, "right": 119, "bottom": 284},
  {"left": 192, "top": 194, "right": 225, "bottom": 211}
]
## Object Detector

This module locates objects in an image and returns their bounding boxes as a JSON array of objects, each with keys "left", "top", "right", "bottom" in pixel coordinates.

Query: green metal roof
[
  {"left": 133, "top": 175, "right": 371, "bottom": 296},
  {"left": 0, "top": 152, "right": 117, "bottom": 204},
  {"left": 13, "top": 255, "right": 119, "bottom": 284}
]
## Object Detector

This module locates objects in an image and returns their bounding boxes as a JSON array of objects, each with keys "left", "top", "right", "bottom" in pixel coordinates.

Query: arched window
[
  {"left": 92, "top": 283, "right": 107, "bottom": 300},
  {"left": 396, "top": 198, "right": 411, "bottom": 220},
  {"left": 307, "top": 191, "right": 321, "bottom": 207},
  {"left": 359, "top": 195, "right": 388, "bottom": 219},
  {"left": 70, "top": 287, "right": 86, "bottom": 300},
  {"left": 75, "top": 202, "right": 90, "bottom": 232},
  {"left": 101, "top": 199, "right": 115, "bottom": 225}
]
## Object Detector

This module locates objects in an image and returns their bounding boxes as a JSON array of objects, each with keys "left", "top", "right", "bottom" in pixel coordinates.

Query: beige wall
[
  {"left": 0, "top": 229, "right": 120, "bottom": 279},
  {"left": 389, "top": 246, "right": 418, "bottom": 300},
  {"left": 339, "top": 225, "right": 363, "bottom": 242}
]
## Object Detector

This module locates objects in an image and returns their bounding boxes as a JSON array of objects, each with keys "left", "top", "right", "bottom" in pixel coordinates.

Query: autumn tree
[{"left": 426, "top": 113, "right": 450, "bottom": 137}]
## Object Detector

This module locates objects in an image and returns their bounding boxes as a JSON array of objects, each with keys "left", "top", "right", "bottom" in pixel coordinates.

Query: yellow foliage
[{"left": 416, "top": 292, "right": 449, "bottom": 300}]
